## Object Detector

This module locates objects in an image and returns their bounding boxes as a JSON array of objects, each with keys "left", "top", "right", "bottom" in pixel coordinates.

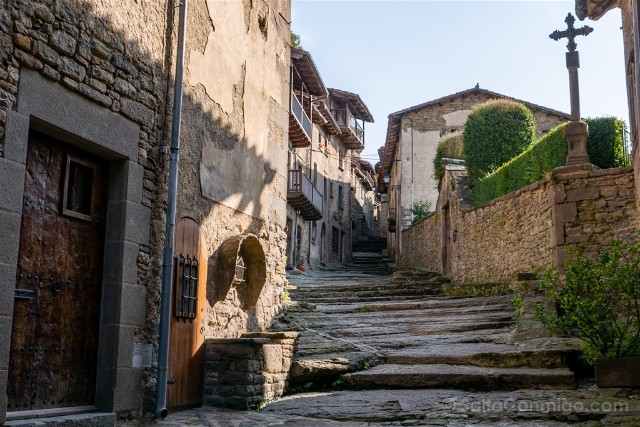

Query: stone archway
[{"left": 214, "top": 234, "right": 267, "bottom": 308}]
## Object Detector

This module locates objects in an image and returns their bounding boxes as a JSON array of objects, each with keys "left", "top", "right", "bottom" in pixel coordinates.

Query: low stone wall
[
  {"left": 400, "top": 165, "right": 638, "bottom": 283},
  {"left": 204, "top": 332, "right": 298, "bottom": 409},
  {"left": 400, "top": 213, "right": 440, "bottom": 270}
]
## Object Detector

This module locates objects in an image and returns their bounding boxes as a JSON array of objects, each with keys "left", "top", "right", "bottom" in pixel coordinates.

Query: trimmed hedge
[
  {"left": 472, "top": 117, "right": 626, "bottom": 206},
  {"left": 463, "top": 99, "right": 536, "bottom": 184},
  {"left": 432, "top": 131, "right": 464, "bottom": 183}
]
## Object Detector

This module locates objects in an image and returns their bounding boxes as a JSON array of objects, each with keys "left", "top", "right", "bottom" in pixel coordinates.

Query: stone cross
[{"left": 550, "top": 13, "right": 593, "bottom": 166}]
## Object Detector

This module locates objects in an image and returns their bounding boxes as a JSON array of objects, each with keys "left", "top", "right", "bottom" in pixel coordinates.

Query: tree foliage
[
  {"left": 463, "top": 99, "right": 536, "bottom": 184},
  {"left": 412, "top": 200, "right": 432, "bottom": 224},
  {"left": 291, "top": 32, "right": 302, "bottom": 49},
  {"left": 433, "top": 131, "right": 464, "bottom": 183}
]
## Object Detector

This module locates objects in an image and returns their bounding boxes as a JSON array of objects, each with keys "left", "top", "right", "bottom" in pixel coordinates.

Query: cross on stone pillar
[{"left": 550, "top": 13, "right": 594, "bottom": 166}]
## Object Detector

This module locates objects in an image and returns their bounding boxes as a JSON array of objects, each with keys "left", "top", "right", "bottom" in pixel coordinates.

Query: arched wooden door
[{"left": 168, "top": 217, "right": 207, "bottom": 409}]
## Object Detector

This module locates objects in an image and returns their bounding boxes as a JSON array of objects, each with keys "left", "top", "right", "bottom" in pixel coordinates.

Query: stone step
[
  {"left": 290, "top": 282, "right": 444, "bottom": 294},
  {"left": 5, "top": 411, "right": 116, "bottom": 426},
  {"left": 385, "top": 345, "right": 578, "bottom": 369},
  {"left": 293, "top": 294, "right": 440, "bottom": 304},
  {"left": 341, "top": 363, "right": 576, "bottom": 391},
  {"left": 290, "top": 286, "right": 443, "bottom": 300}
]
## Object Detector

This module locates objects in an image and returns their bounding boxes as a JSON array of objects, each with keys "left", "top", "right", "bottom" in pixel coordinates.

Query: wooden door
[
  {"left": 167, "top": 217, "right": 207, "bottom": 409},
  {"left": 7, "top": 131, "right": 107, "bottom": 411}
]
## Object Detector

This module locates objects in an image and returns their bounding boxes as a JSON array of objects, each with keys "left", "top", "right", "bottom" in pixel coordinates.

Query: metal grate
[{"left": 175, "top": 254, "right": 198, "bottom": 319}]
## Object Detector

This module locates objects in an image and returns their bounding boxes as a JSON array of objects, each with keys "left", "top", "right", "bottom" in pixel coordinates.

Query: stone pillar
[{"left": 564, "top": 121, "right": 590, "bottom": 166}]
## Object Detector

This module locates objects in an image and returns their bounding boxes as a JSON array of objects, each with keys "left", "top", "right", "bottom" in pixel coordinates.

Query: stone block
[
  {"left": 0, "top": 316, "right": 11, "bottom": 371},
  {"left": 121, "top": 98, "right": 154, "bottom": 128},
  {"left": 18, "top": 69, "right": 139, "bottom": 160},
  {"left": 0, "top": 369, "right": 7, "bottom": 425},
  {"left": 204, "top": 395, "right": 227, "bottom": 407},
  {"left": 35, "top": 40, "right": 60, "bottom": 66},
  {"left": 78, "top": 83, "right": 112, "bottom": 107},
  {"left": 263, "top": 343, "right": 283, "bottom": 373},
  {"left": 14, "top": 49, "right": 43, "bottom": 70},
  {"left": 0, "top": 159, "right": 25, "bottom": 214},
  {"left": 220, "top": 371, "right": 253, "bottom": 386},
  {"left": 113, "top": 367, "right": 142, "bottom": 412},
  {"left": 566, "top": 186, "right": 600, "bottom": 202},
  {"left": 59, "top": 57, "right": 86, "bottom": 81},
  {"left": 50, "top": 30, "right": 76, "bottom": 56},
  {"left": 0, "top": 263, "right": 16, "bottom": 317},
  {"left": 0, "top": 211, "right": 20, "bottom": 265},
  {"left": 120, "top": 283, "right": 147, "bottom": 326},
  {"left": 103, "top": 241, "right": 139, "bottom": 284},
  {"left": 552, "top": 203, "right": 577, "bottom": 224}
]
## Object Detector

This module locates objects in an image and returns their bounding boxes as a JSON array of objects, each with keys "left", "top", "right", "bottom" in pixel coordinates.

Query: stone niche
[
  {"left": 203, "top": 332, "right": 299, "bottom": 409},
  {"left": 213, "top": 234, "right": 266, "bottom": 307}
]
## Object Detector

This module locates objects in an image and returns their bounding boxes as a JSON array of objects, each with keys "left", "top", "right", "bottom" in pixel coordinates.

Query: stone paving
[{"left": 120, "top": 256, "right": 640, "bottom": 426}]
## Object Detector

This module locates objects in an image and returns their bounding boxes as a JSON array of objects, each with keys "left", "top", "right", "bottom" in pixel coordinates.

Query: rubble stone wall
[
  {"left": 204, "top": 332, "right": 298, "bottom": 409},
  {"left": 400, "top": 166, "right": 638, "bottom": 283}
]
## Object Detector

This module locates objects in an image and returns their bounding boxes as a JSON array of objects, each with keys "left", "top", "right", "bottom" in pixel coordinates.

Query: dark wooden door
[
  {"left": 168, "top": 217, "right": 207, "bottom": 409},
  {"left": 7, "top": 131, "right": 108, "bottom": 411}
]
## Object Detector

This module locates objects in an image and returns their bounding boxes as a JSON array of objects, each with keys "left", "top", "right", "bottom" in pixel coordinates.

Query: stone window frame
[{"left": 0, "top": 69, "right": 149, "bottom": 421}]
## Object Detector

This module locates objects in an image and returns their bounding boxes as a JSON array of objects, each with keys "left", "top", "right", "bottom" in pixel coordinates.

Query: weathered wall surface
[
  {"left": 400, "top": 165, "right": 638, "bottom": 283},
  {"left": 396, "top": 92, "right": 567, "bottom": 215},
  {"left": 400, "top": 213, "right": 440, "bottom": 270},
  {"left": 0, "top": 0, "right": 292, "bottom": 421}
]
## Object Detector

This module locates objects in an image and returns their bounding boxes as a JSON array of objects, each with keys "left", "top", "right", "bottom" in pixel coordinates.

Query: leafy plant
[
  {"left": 387, "top": 216, "right": 396, "bottom": 225},
  {"left": 331, "top": 379, "right": 345, "bottom": 389},
  {"left": 463, "top": 99, "right": 536, "bottom": 184},
  {"left": 472, "top": 117, "right": 627, "bottom": 206},
  {"left": 433, "top": 131, "right": 464, "bottom": 182},
  {"left": 291, "top": 32, "right": 302, "bottom": 49},
  {"left": 412, "top": 200, "right": 432, "bottom": 224},
  {"left": 361, "top": 360, "right": 371, "bottom": 370},
  {"left": 533, "top": 240, "right": 640, "bottom": 364},
  {"left": 359, "top": 306, "right": 371, "bottom": 313}
]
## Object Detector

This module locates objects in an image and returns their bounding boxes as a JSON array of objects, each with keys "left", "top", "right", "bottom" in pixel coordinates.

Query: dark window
[
  {"left": 331, "top": 226, "right": 339, "bottom": 252},
  {"left": 311, "top": 222, "right": 317, "bottom": 244},
  {"left": 330, "top": 182, "right": 334, "bottom": 198},
  {"left": 62, "top": 155, "right": 96, "bottom": 221},
  {"left": 175, "top": 254, "right": 199, "bottom": 319},
  {"left": 338, "top": 185, "right": 344, "bottom": 209},
  {"left": 313, "top": 163, "right": 318, "bottom": 186}
]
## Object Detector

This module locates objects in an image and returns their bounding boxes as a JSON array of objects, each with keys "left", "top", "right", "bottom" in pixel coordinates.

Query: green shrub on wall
[
  {"left": 433, "top": 132, "right": 464, "bottom": 182},
  {"left": 463, "top": 99, "right": 536, "bottom": 184},
  {"left": 472, "top": 117, "right": 627, "bottom": 206},
  {"left": 584, "top": 117, "right": 626, "bottom": 169}
]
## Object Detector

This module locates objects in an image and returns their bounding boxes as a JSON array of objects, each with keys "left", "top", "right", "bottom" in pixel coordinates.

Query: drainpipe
[{"left": 156, "top": 0, "right": 188, "bottom": 418}]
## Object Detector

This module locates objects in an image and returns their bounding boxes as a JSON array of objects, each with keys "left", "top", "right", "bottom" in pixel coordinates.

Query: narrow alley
[{"left": 127, "top": 248, "right": 640, "bottom": 426}]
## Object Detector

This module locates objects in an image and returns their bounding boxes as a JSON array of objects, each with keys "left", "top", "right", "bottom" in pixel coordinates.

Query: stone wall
[
  {"left": 0, "top": 0, "right": 293, "bottom": 421},
  {"left": 400, "top": 213, "right": 440, "bottom": 270},
  {"left": 204, "top": 332, "right": 298, "bottom": 409},
  {"left": 400, "top": 165, "right": 638, "bottom": 283}
]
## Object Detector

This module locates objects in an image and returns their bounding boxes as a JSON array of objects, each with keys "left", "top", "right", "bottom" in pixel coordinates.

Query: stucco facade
[
  {"left": 379, "top": 87, "right": 570, "bottom": 261},
  {"left": 0, "top": 0, "right": 292, "bottom": 423}
]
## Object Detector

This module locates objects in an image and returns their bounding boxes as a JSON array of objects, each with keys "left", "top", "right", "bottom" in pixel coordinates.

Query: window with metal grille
[
  {"left": 174, "top": 254, "right": 199, "bottom": 319},
  {"left": 331, "top": 226, "right": 339, "bottom": 252}
]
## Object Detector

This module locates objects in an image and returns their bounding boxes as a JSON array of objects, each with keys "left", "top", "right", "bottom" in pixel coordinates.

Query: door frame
[{"left": 0, "top": 70, "right": 149, "bottom": 421}]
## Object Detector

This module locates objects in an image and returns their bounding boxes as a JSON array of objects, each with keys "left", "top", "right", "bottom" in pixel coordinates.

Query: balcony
[
  {"left": 290, "top": 91, "right": 313, "bottom": 148},
  {"left": 333, "top": 109, "right": 364, "bottom": 149},
  {"left": 287, "top": 169, "right": 323, "bottom": 221}
]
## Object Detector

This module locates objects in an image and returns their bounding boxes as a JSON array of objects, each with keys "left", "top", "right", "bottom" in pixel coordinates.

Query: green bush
[
  {"left": 433, "top": 132, "right": 464, "bottom": 182},
  {"left": 472, "top": 117, "right": 627, "bottom": 206},
  {"left": 412, "top": 199, "right": 432, "bottom": 224},
  {"left": 472, "top": 123, "right": 567, "bottom": 205},
  {"left": 584, "top": 117, "right": 626, "bottom": 169},
  {"left": 533, "top": 240, "right": 640, "bottom": 364},
  {"left": 463, "top": 99, "right": 536, "bottom": 184}
]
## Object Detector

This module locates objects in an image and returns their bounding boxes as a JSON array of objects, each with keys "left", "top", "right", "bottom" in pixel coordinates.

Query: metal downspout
[{"left": 156, "top": 0, "right": 188, "bottom": 418}]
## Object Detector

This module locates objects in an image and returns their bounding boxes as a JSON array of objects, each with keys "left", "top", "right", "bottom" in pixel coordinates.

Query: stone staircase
[{"left": 278, "top": 268, "right": 580, "bottom": 393}]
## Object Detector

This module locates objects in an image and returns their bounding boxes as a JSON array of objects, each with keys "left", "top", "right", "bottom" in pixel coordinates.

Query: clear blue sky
[{"left": 291, "top": 1, "right": 628, "bottom": 165}]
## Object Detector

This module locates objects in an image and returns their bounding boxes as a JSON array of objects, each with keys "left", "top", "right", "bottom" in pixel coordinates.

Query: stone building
[
  {"left": 0, "top": 0, "right": 293, "bottom": 423},
  {"left": 378, "top": 86, "right": 570, "bottom": 261},
  {"left": 575, "top": 0, "right": 640, "bottom": 211},
  {"left": 285, "top": 49, "right": 375, "bottom": 269}
]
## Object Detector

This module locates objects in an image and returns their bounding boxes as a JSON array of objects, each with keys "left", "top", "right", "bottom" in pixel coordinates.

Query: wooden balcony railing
[
  {"left": 333, "top": 108, "right": 364, "bottom": 148},
  {"left": 287, "top": 169, "right": 323, "bottom": 221},
  {"left": 290, "top": 91, "right": 312, "bottom": 147}
]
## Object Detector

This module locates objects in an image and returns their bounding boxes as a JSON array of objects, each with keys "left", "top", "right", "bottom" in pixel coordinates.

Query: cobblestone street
[{"left": 121, "top": 256, "right": 640, "bottom": 426}]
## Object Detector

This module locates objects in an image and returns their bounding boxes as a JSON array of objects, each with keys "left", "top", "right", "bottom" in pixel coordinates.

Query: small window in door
[{"left": 62, "top": 155, "right": 96, "bottom": 221}]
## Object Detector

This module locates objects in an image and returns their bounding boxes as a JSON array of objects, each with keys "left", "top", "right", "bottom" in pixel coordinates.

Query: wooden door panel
[
  {"left": 8, "top": 131, "right": 107, "bottom": 411},
  {"left": 168, "top": 217, "right": 207, "bottom": 409}
]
